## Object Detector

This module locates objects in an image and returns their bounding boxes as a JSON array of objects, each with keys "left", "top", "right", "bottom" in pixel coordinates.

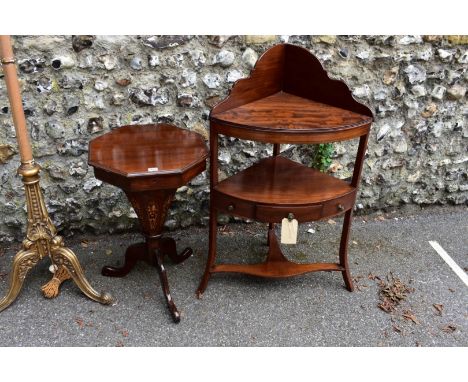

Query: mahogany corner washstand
[
  {"left": 89, "top": 124, "right": 208, "bottom": 322},
  {"left": 197, "top": 44, "right": 373, "bottom": 297}
]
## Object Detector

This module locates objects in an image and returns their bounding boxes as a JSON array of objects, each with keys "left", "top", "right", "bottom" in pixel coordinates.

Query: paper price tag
[
  {"left": 147, "top": 167, "right": 159, "bottom": 172},
  {"left": 281, "top": 217, "right": 298, "bottom": 244}
]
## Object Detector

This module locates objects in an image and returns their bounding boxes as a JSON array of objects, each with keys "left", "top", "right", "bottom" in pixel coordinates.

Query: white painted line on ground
[{"left": 429, "top": 241, "right": 468, "bottom": 288}]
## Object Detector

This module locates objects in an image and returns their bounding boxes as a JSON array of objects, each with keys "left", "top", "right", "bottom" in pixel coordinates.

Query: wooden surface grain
[
  {"left": 198, "top": 43, "right": 372, "bottom": 293},
  {"left": 213, "top": 91, "right": 372, "bottom": 132},
  {"left": 214, "top": 156, "right": 355, "bottom": 205},
  {"left": 89, "top": 124, "right": 208, "bottom": 177}
]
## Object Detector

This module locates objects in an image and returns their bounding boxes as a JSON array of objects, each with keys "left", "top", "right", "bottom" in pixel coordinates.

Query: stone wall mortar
[{"left": 0, "top": 35, "right": 466, "bottom": 241}]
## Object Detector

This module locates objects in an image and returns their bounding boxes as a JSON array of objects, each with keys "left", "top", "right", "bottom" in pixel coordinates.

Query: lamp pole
[{"left": 0, "top": 35, "right": 113, "bottom": 311}]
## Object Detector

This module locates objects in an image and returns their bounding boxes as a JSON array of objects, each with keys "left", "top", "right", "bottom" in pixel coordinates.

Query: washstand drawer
[
  {"left": 255, "top": 191, "right": 357, "bottom": 223},
  {"left": 212, "top": 193, "right": 255, "bottom": 219},
  {"left": 321, "top": 191, "right": 356, "bottom": 217},
  {"left": 255, "top": 204, "right": 323, "bottom": 223}
]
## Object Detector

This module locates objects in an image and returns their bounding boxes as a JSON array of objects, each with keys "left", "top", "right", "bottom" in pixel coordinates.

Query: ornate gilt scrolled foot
[
  {"left": 51, "top": 247, "right": 114, "bottom": 305},
  {"left": 0, "top": 249, "right": 40, "bottom": 312},
  {"left": 41, "top": 265, "right": 72, "bottom": 299}
]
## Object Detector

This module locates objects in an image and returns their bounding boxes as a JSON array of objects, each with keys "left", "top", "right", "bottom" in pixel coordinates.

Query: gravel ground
[{"left": 0, "top": 205, "right": 466, "bottom": 346}]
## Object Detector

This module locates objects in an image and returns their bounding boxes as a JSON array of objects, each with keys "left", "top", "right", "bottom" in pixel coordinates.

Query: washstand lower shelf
[
  {"left": 211, "top": 227, "right": 345, "bottom": 278},
  {"left": 197, "top": 156, "right": 358, "bottom": 296}
]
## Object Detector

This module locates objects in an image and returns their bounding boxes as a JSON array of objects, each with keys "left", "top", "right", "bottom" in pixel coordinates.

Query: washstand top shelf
[
  {"left": 211, "top": 43, "right": 373, "bottom": 144},
  {"left": 212, "top": 91, "right": 372, "bottom": 133}
]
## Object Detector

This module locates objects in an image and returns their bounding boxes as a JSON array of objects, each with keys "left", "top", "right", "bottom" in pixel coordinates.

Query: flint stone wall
[{"left": 0, "top": 35, "right": 466, "bottom": 242}]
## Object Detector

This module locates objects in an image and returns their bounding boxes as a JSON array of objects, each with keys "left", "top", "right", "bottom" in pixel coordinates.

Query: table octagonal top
[{"left": 88, "top": 124, "right": 208, "bottom": 178}]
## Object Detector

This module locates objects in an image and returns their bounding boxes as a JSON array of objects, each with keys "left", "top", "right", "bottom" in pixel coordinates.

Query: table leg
[
  {"left": 159, "top": 237, "right": 193, "bottom": 264},
  {"left": 0, "top": 249, "right": 39, "bottom": 312},
  {"left": 196, "top": 206, "right": 218, "bottom": 298},
  {"left": 101, "top": 243, "right": 148, "bottom": 277},
  {"left": 339, "top": 210, "right": 354, "bottom": 292},
  {"left": 153, "top": 247, "right": 181, "bottom": 323},
  {"left": 101, "top": 189, "right": 192, "bottom": 322}
]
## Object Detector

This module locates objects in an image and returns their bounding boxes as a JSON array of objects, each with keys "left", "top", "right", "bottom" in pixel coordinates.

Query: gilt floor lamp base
[
  {"left": 0, "top": 162, "right": 114, "bottom": 312},
  {"left": 0, "top": 35, "right": 113, "bottom": 312}
]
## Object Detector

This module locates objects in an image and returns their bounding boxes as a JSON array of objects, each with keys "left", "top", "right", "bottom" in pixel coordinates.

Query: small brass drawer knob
[
  {"left": 337, "top": 204, "right": 344, "bottom": 211},
  {"left": 227, "top": 204, "right": 235, "bottom": 211}
]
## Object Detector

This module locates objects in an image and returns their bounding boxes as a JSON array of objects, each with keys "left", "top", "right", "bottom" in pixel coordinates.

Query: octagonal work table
[{"left": 89, "top": 124, "right": 208, "bottom": 322}]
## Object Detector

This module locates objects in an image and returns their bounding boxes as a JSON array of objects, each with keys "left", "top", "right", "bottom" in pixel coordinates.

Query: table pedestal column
[{"left": 101, "top": 189, "right": 192, "bottom": 323}]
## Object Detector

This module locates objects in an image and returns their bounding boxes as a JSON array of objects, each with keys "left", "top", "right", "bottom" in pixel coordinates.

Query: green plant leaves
[{"left": 311, "top": 143, "right": 334, "bottom": 172}]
